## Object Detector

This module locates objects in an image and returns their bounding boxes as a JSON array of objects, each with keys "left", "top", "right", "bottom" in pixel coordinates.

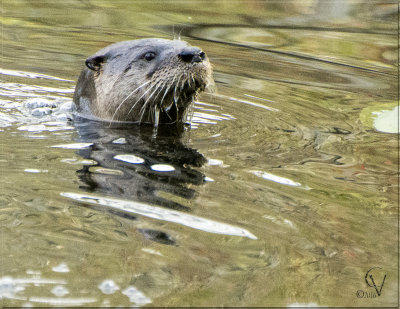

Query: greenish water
[{"left": 0, "top": 0, "right": 398, "bottom": 307}]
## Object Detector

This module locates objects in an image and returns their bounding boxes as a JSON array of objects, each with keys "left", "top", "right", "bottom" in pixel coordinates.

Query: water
[{"left": 1, "top": 0, "right": 398, "bottom": 307}]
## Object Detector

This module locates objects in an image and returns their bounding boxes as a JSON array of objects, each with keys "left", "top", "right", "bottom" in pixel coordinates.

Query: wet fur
[{"left": 73, "top": 38, "right": 213, "bottom": 125}]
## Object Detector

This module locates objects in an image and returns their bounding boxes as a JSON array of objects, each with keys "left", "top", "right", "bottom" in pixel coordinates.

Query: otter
[{"left": 73, "top": 38, "right": 213, "bottom": 127}]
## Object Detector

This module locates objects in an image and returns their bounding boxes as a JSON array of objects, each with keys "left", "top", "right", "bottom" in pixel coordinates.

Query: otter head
[{"left": 73, "top": 38, "right": 213, "bottom": 126}]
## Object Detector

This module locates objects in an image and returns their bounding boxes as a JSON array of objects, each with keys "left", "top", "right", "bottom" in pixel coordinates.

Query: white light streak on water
[
  {"left": 114, "top": 154, "right": 145, "bottom": 164},
  {"left": 52, "top": 263, "right": 70, "bottom": 273},
  {"left": 24, "top": 169, "right": 48, "bottom": 173},
  {"left": 28, "top": 297, "right": 96, "bottom": 306},
  {"left": 51, "top": 143, "right": 93, "bottom": 149},
  {"left": 250, "top": 170, "right": 302, "bottom": 187},
  {"left": 61, "top": 192, "right": 257, "bottom": 239},
  {"left": 18, "top": 124, "right": 73, "bottom": 132},
  {"left": 150, "top": 164, "right": 175, "bottom": 172}
]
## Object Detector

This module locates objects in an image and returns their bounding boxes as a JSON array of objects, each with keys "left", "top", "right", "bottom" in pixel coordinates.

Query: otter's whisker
[
  {"left": 139, "top": 84, "right": 158, "bottom": 123},
  {"left": 159, "top": 82, "right": 174, "bottom": 119},
  {"left": 109, "top": 80, "right": 151, "bottom": 123},
  {"left": 152, "top": 80, "right": 167, "bottom": 104},
  {"left": 172, "top": 74, "right": 182, "bottom": 122},
  {"left": 138, "top": 100, "right": 150, "bottom": 123},
  {"left": 187, "top": 74, "right": 193, "bottom": 88},
  {"left": 138, "top": 80, "right": 163, "bottom": 123},
  {"left": 154, "top": 105, "right": 160, "bottom": 128},
  {"left": 143, "top": 80, "right": 166, "bottom": 123},
  {"left": 169, "top": 71, "right": 178, "bottom": 89},
  {"left": 151, "top": 81, "right": 169, "bottom": 123},
  {"left": 125, "top": 82, "right": 158, "bottom": 121},
  {"left": 111, "top": 80, "right": 151, "bottom": 114},
  {"left": 160, "top": 84, "right": 171, "bottom": 107},
  {"left": 173, "top": 75, "right": 181, "bottom": 104},
  {"left": 160, "top": 85, "right": 173, "bottom": 122},
  {"left": 172, "top": 85, "right": 180, "bottom": 123},
  {"left": 187, "top": 98, "right": 195, "bottom": 125},
  {"left": 175, "top": 102, "right": 179, "bottom": 123},
  {"left": 180, "top": 78, "right": 186, "bottom": 91}
]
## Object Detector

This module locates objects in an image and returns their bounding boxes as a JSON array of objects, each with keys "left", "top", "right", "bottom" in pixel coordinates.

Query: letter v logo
[{"left": 365, "top": 267, "right": 386, "bottom": 296}]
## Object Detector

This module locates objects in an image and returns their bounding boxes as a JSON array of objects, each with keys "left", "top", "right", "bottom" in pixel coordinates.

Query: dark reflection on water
[{"left": 74, "top": 115, "right": 206, "bottom": 211}]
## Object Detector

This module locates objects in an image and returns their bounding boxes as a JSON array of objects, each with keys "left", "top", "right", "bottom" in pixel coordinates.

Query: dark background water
[{"left": 0, "top": 0, "right": 398, "bottom": 307}]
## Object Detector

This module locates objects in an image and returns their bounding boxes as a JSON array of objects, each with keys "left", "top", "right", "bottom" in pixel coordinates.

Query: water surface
[{"left": 1, "top": 0, "right": 398, "bottom": 307}]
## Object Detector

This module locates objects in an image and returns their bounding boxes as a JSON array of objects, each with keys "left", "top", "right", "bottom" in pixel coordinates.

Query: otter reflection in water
[
  {"left": 71, "top": 38, "right": 213, "bottom": 244},
  {"left": 75, "top": 117, "right": 205, "bottom": 209},
  {"left": 73, "top": 116, "right": 206, "bottom": 244}
]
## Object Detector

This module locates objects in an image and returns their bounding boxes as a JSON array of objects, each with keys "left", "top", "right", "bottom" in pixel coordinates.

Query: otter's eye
[{"left": 144, "top": 52, "right": 156, "bottom": 61}]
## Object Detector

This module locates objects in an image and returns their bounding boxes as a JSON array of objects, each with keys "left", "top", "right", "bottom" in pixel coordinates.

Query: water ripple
[
  {"left": 0, "top": 82, "right": 74, "bottom": 96},
  {"left": 212, "top": 93, "right": 279, "bottom": 112},
  {"left": 0, "top": 68, "right": 74, "bottom": 82}
]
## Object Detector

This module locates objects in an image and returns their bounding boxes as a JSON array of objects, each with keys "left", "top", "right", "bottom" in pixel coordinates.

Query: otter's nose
[{"left": 178, "top": 47, "right": 206, "bottom": 63}]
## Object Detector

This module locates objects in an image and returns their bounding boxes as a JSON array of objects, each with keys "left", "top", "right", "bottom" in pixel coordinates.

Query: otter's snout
[{"left": 178, "top": 47, "right": 206, "bottom": 64}]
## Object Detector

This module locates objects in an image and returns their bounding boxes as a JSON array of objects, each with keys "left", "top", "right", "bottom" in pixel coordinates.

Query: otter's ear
[{"left": 85, "top": 55, "right": 107, "bottom": 71}]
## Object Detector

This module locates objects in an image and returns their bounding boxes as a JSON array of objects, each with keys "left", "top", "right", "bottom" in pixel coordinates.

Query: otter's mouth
[
  {"left": 130, "top": 48, "right": 212, "bottom": 127},
  {"left": 157, "top": 74, "right": 205, "bottom": 120},
  {"left": 138, "top": 63, "right": 210, "bottom": 124}
]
